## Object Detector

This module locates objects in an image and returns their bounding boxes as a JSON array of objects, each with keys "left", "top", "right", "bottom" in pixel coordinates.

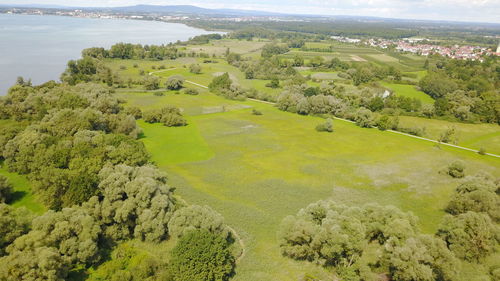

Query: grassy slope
[{"left": 122, "top": 89, "right": 500, "bottom": 281}]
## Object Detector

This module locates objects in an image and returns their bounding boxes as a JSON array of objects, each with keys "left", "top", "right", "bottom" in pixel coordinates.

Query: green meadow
[
  {"left": 380, "top": 81, "right": 435, "bottom": 104},
  {"left": 120, "top": 88, "right": 500, "bottom": 281}
]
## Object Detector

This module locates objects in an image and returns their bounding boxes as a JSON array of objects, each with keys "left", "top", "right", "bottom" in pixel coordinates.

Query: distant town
[
  {"left": 2, "top": 6, "right": 500, "bottom": 61},
  {"left": 332, "top": 36, "right": 500, "bottom": 61}
]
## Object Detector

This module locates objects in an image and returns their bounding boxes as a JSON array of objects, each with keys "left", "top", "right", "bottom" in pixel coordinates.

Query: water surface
[{"left": 0, "top": 14, "right": 214, "bottom": 94}]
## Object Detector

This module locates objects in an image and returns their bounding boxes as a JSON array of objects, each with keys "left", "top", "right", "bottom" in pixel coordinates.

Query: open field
[
  {"left": 380, "top": 81, "right": 435, "bottom": 104},
  {"left": 118, "top": 87, "right": 500, "bottom": 281},
  {"left": 398, "top": 116, "right": 500, "bottom": 154}
]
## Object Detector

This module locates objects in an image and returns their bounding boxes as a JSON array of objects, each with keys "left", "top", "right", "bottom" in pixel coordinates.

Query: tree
[
  {"left": 0, "top": 176, "right": 13, "bottom": 203},
  {"left": 0, "top": 246, "right": 68, "bottom": 281},
  {"left": 437, "top": 212, "right": 498, "bottom": 262},
  {"left": 165, "top": 75, "right": 185, "bottom": 90},
  {"left": 446, "top": 175, "right": 499, "bottom": 222},
  {"left": 169, "top": 230, "right": 235, "bottom": 281},
  {"left": 0, "top": 204, "right": 32, "bottom": 255},
  {"left": 168, "top": 205, "right": 230, "bottom": 239},
  {"left": 189, "top": 64, "right": 202, "bottom": 74},
  {"left": 354, "top": 108, "right": 375, "bottom": 128},
  {"left": 209, "top": 73, "right": 232, "bottom": 93},
  {"left": 384, "top": 235, "right": 460, "bottom": 281},
  {"left": 144, "top": 76, "right": 159, "bottom": 90},
  {"left": 83, "top": 164, "right": 176, "bottom": 243}
]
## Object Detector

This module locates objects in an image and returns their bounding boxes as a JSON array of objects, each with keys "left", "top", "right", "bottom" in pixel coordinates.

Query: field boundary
[{"left": 157, "top": 74, "right": 500, "bottom": 158}]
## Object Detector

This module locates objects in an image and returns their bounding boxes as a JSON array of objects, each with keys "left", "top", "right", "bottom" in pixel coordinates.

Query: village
[{"left": 332, "top": 36, "right": 500, "bottom": 60}]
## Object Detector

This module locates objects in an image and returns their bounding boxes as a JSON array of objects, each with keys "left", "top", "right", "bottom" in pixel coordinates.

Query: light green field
[
  {"left": 119, "top": 89, "right": 500, "bottom": 281},
  {"left": 0, "top": 165, "right": 45, "bottom": 214},
  {"left": 398, "top": 116, "right": 500, "bottom": 154},
  {"left": 367, "top": 53, "right": 399, "bottom": 62},
  {"left": 186, "top": 39, "right": 268, "bottom": 56},
  {"left": 381, "top": 81, "right": 435, "bottom": 104}
]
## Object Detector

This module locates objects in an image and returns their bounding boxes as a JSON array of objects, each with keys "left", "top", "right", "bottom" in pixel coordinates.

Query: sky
[{"left": 1, "top": 0, "right": 499, "bottom": 23}]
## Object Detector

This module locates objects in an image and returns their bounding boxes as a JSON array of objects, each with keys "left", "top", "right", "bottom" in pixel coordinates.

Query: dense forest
[{"left": 0, "top": 81, "right": 237, "bottom": 280}]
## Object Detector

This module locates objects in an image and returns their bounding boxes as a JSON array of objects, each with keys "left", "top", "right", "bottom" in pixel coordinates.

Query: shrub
[
  {"left": 265, "top": 78, "right": 280, "bottom": 89},
  {"left": 189, "top": 64, "right": 202, "bottom": 74},
  {"left": 439, "top": 127, "right": 457, "bottom": 144},
  {"left": 0, "top": 175, "right": 13, "bottom": 203},
  {"left": 447, "top": 161, "right": 465, "bottom": 178},
  {"left": 153, "top": 92, "right": 165, "bottom": 96},
  {"left": 119, "top": 65, "right": 126, "bottom": 70},
  {"left": 252, "top": 109, "right": 263, "bottom": 115},
  {"left": 165, "top": 75, "right": 185, "bottom": 90},
  {"left": 133, "top": 63, "right": 139, "bottom": 68},
  {"left": 315, "top": 118, "right": 333, "bottom": 132},
  {"left": 181, "top": 88, "right": 199, "bottom": 95}
]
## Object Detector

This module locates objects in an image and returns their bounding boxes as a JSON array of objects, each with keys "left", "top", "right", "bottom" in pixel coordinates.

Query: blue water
[{"left": 0, "top": 14, "right": 215, "bottom": 94}]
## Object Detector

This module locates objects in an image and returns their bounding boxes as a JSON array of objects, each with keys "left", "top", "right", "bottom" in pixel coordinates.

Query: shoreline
[{"left": 0, "top": 11, "right": 228, "bottom": 33}]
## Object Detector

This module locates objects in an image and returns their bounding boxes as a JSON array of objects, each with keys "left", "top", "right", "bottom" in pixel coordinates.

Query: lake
[{"left": 0, "top": 14, "right": 216, "bottom": 94}]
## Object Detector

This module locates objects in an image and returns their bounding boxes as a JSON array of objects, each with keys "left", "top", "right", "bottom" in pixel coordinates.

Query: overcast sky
[{"left": 2, "top": 0, "right": 499, "bottom": 23}]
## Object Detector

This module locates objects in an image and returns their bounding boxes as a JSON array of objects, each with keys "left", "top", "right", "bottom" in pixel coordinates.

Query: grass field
[
  {"left": 398, "top": 116, "right": 500, "bottom": 154},
  {"left": 0, "top": 164, "right": 45, "bottom": 214},
  {"left": 380, "top": 81, "right": 435, "bottom": 104},
  {"left": 117, "top": 88, "right": 500, "bottom": 281},
  {"left": 107, "top": 44, "right": 499, "bottom": 280}
]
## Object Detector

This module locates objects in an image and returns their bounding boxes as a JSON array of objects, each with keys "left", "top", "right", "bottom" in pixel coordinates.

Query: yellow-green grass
[
  {"left": 398, "top": 116, "right": 500, "bottom": 154},
  {"left": 138, "top": 120, "right": 214, "bottom": 166},
  {"left": 125, "top": 91, "right": 500, "bottom": 281},
  {"left": 304, "top": 42, "right": 332, "bottom": 49},
  {"left": 366, "top": 53, "right": 399, "bottom": 62},
  {"left": 380, "top": 81, "right": 434, "bottom": 104},
  {"left": 186, "top": 39, "right": 268, "bottom": 56},
  {"left": 0, "top": 165, "right": 45, "bottom": 214}
]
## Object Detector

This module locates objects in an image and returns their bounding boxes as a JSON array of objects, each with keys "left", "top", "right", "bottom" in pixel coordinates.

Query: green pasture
[
  {"left": 380, "top": 81, "right": 435, "bottom": 104},
  {"left": 0, "top": 165, "right": 45, "bottom": 214},
  {"left": 119, "top": 89, "right": 500, "bottom": 281},
  {"left": 398, "top": 116, "right": 500, "bottom": 154}
]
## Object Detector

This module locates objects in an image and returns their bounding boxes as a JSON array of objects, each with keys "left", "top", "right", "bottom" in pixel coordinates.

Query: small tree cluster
[
  {"left": 169, "top": 230, "right": 235, "bottom": 281},
  {"left": 143, "top": 106, "right": 187, "bottom": 127},
  {"left": 165, "top": 75, "right": 185, "bottom": 90}
]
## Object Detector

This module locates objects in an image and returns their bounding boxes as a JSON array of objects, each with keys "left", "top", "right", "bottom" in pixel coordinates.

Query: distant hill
[{"left": 104, "top": 5, "right": 283, "bottom": 16}]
